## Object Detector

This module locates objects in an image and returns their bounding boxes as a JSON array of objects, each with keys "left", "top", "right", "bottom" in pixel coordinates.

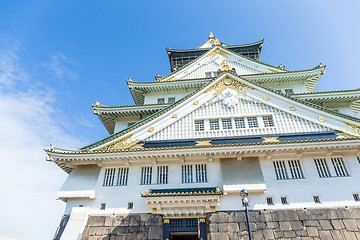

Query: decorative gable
[{"left": 146, "top": 88, "right": 332, "bottom": 141}]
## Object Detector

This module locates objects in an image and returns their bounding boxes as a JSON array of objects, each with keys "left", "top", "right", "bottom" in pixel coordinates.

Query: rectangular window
[
  {"left": 194, "top": 120, "right": 204, "bottom": 131},
  {"left": 209, "top": 119, "right": 220, "bottom": 130},
  {"left": 100, "top": 203, "right": 106, "bottom": 210},
  {"left": 103, "top": 168, "right": 116, "bottom": 186},
  {"left": 141, "top": 167, "right": 152, "bottom": 185},
  {"left": 273, "top": 161, "right": 288, "bottom": 180},
  {"left": 157, "top": 166, "right": 168, "bottom": 184},
  {"left": 288, "top": 160, "right": 304, "bottom": 179},
  {"left": 313, "top": 195, "right": 321, "bottom": 203},
  {"left": 234, "top": 117, "right": 245, "bottom": 129},
  {"left": 182, "top": 165, "right": 193, "bottom": 183},
  {"left": 331, "top": 157, "right": 349, "bottom": 177},
  {"left": 263, "top": 116, "right": 275, "bottom": 127},
  {"left": 353, "top": 194, "right": 360, "bottom": 202},
  {"left": 157, "top": 98, "right": 165, "bottom": 104},
  {"left": 266, "top": 197, "right": 274, "bottom": 205},
  {"left": 195, "top": 164, "right": 207, "bottom": 183},
  {"left": 117, "top": 168, "right": 129, "bottom": 186},
  {"left": 281, "top": 196, "right": 288, "bottom": 204},
  {"left": 247, "top": 117, "right": 259, "bottom": 128},
  {"left": 128, "top": 202, "right": 133, "bottom": 209},
  {"left": 275, "top": 89, "right": 282, "bottom": 93},
  {"left": 168, "top": 97, "right": 175, "bottom": 103},
  {"left": 314, "top": 158, "right": 331, "bottom": 178},
  {"left": 222, "top": 118, "right": 232, "bottom": 130},
  {"left": 285, "top": 89, "right": 294, "bottom": 95}
]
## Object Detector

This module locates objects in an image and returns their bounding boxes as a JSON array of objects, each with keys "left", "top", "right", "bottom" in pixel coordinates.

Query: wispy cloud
[{"left": 0, "top": 36, "right": 84, "bottom": 240}]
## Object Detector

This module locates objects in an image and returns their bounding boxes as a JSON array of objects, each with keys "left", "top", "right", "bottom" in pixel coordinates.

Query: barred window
[
  {"left": 222, "top": 119, "right": 232, "bottom": 130},
  {"left": 127, "top": 202, "right": 133, "bottom": 209},
  {"left": 141, "top": 167, "right": 152, "bottom": 185},
  {"left": 247, "top": 117, "right": 258, "bottom": 128},
  {"left": 117, "top": 168, "right": 129, "bottom": 186},
  {"left": 273, "top": 161, "right": 288, "bottom": 180},
  {"left": 182, "top": 165, "right": 193, "bottom": 183},
  {"left": 234, "top": 117, "right": 245, "bottom": 129},
  {"left": 288, "top": 160, "right": 304, "bottom": 179},
  {"left": 157, "top": 166, "right": 168, "bottom": 184},
  {"left": 103, "top": 168, "right": 116, "bottom": 186},
  {"left": 285, "top": 89, "right": 294, "bottom": 95},
  {"left": 313, "top": 195, "right": 321, "bottom": 203},
  {"left": 168, "top": 97, "right": 175, "bottom": 103},
  {"left": 314, "top": 158, "right": 331, "bottom": 178},
  {"left": 194, "top": 120, "right": 204, "bottom": 131},
  {"left": 157, "top": 98, "right": 165, "bottom": 104},
  {"left": 209, "top": 119, "right": 220, "bottom": 130},
  {"left": 195, "top": 164, "right": 207, "bottom": 183},
  {"left": 263, "top": 116, "right": 275, "bottom": 127},
  {"left": 281, "top": 196, "right": 288, "bottom": 204},
  {"left": 353, "top": 194, "right": 360, "bottom": 202},
  {"left": 267, "top": 197, "right": 274, "bottom": 205},
  {"left": 331, "top": 157, "right": 349, "bottom": 177},
  {"left": 100, "top": 203, "right": 106, "bottom": 210}
]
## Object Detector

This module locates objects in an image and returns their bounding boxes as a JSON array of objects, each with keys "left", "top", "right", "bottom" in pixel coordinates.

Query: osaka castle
[{"left": 49, "top": 33, "right": 360, "bottom": 240}]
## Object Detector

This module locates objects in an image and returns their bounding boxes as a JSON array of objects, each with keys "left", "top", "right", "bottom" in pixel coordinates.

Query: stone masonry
[
  {"left": 81, "top": 213, "right": 163, "bottom": 240},
  {"left": 206, "top": 207, "right": 360, "bottom": 240},
  {"left": 78, "top": 207, "right": 360, "bottom": 240}
]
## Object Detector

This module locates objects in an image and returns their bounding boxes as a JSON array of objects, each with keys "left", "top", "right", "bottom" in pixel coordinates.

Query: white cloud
[{"left": 0, "top": 36, "right": 84, "bottom": 240}]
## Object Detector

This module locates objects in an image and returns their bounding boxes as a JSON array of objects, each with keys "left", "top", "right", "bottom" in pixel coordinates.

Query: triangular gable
[
  {"left": 158, "top": 46, "right": 284, "bottom": 82},
  {"left": 86, "top": 73, "right": 360, "bottom": 151}
]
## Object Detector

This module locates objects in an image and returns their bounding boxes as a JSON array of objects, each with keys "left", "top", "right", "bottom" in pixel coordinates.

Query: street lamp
[{"left": 240, "top": 189, "right": 253, "bottom": 240}]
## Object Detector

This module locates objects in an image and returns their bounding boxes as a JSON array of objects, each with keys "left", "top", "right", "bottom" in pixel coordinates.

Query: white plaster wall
[
  {"left": 64, "top": 159, "right": 222, "bottom": 214},
  {"left": 143, "top": 89, "right": 197, "bottom": 105},
  {"left": 114, "top": 115, "right": 143, "bottom": 133},
  {"left": 263, "top": 82, "right": 308, "bottom": 94},
  {"left": 62, "top": 154, "right": 360, "bottom": 215}
]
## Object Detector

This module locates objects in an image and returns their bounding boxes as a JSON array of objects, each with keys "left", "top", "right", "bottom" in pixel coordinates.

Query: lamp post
[{"left": 240, "top": 189, "right": 253, "bottom": 240}]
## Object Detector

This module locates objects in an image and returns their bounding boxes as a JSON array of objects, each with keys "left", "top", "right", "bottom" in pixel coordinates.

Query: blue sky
[{"left": 0, "top": 1, "right": 359, "bottom": 239}]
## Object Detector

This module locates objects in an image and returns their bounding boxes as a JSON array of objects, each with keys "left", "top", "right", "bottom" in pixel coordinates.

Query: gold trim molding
[{"left": 204, "top": 77, "right": 253, "bottom": 98}]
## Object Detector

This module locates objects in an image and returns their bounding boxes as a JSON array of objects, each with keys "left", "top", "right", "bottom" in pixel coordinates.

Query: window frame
[{"left": 140, "top": 166, "right": 153, "bottom": 185}]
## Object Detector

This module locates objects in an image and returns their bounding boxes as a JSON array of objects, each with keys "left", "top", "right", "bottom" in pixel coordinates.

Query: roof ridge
[
  {"left": 92, "top": 102, "right": 170, "bottom": 109},
  {"left": 167, "top": 39, "right": 264, "bottom": 51},
  {"left": 291, "top": 88, "right": 360, "bottom": 96}
]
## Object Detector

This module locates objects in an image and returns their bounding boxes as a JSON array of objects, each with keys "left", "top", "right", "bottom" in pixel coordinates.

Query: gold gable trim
[
  {"left": 100, "top": 134, "right": 141, "bottom": 150},
  {"left": 204, "top": 76, "right": 255, "bottom": 98}
]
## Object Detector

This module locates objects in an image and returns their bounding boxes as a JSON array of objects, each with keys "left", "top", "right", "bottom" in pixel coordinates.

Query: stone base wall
[
  {"left": 206, "top": 207, "right": 360, "bottom": 240},
  {"left": 81, "top": 214, "right": 163, "bottom": 240}
]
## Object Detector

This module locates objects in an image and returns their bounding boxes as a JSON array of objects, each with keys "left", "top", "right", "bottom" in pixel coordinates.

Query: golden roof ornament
[
  {"left": 209, "top": 31, "right": 214, "bottom": 39},
  {"left": 213, "top": 38, "right": 221, "bottom": 46},
  {"left": 95, "top": 101, "right": 100, "bottom": 107},
  {"left": 221, "top": 60, "right": 231, "bottom": 71},
  {"left": 128, "top": 77, "right": 133, "bottom": 82},
  {"left": 278, "top": 64, "right": 285, "bottom": 70}
]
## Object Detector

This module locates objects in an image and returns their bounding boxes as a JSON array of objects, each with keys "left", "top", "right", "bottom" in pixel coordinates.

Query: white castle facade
[{"left": 48, "top": 33, "right": 360, "bottom": 240}]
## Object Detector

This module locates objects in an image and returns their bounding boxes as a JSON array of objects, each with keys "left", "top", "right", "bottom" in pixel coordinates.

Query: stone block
[
  {"left": 303, "top": 220, "right": 320, "bottom": 227},
  {"left": 96, "top": 227, "right": 107, "bottom": 235},
  {"left": 307, "top": 209, "right": 328, "bottom": 220},
  {"left": 88, "top": 227, "right": 98, "bottom": 236},
  {"left": 272, "top": 210, "right": 299, "bottom": 221},
  {"left": 266, "top": 221, "right": 279, "bottom": 229},
  {"left": 343, "top": 219, "right": 358, "bottom": 231},
  {"left": 208, "top": 223, "right": 217, "bottom": 232},
  {"left": 279, "top": 221, "right": 291, "bottom": 231},
  {"left": 218, "top": 223, "right": 228, "bottom": 232},
  {"left": 273, "top": 230, "right": 284, "bottom": 238},
  {"left": 330, "top": 230, "right": 343, "bottom": 239},
  {"left": 239, "top": 222, "right": 247, "bottom": 231},
  {"left": 290, "top": 221, "right": 305, "bottom": 231},
  {"left": 227, "top": 232, "right": 239, "bottom": 240},
  {"left": 319, "top": 220, "right": 333, "bottom": 230},
  {"left": 326, "top": 208, "right": 351, "bottom": 220},
  {"left": 283, "top": 231, "right": 297, "bottom": 238},
  {"left": 104, "top": 216, "right": 113, "bottom": 227},
  {"left": 147, "top": 225, "right": 162, "bottom": 239},
  {"left": 228, "top": 222, "right": 239, "bottom": 232},
  {"left": 128, "top": 215, "right": 141, "bottom": 226},
  {"left": 319, "top": 230, "right": 333, "bottom": 239},
  {"left": 306, "top": 227, "right": 319, "bottom": 237},
  {"left": 342, "top": 231, "right": 357, "bottom": 240},
  {"left": 330, "top": 219, "right": 345, "bottom": 230},
  {"left": 209, "top": 212, "right": 228, "bottom": 223},
  {"left": 262, "top": 229, "right": 275, "bottom": 239},
  {"left": 295, "top": 229, "right": 308, "bottom": 237},
  {"left": 255, "top": 222, "right": 266, "bottom": 230},
  {"left": 349, "top": 207, "right": 360, "bottom": 219},
  {"left": 252, "top": 231, "right": 264, "bottom": 240}
]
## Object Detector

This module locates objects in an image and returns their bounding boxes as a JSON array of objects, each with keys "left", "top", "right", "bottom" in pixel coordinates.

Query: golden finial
[
  {"left": 214, "top": 38, "right": 221, "bottom": 46},
  {"left": 221, "top": 60, "right": 231, "bottom": 71},
  {"left": 128, "top": 77, "right": 133, "bottom": 82},
  {"left": 95, "top": 101, "right": 100, "bottom": 106},
  {"left": 50, "top": 144, "right": 54, "bottom": 150},
  {"left": 278, "top": 64, "right": 285, "bottom": 70},
  {"left": 209, "top": 32, "right": 214, "bottom": 38},
  {"left": 319, "top": 63, "right": 323, "bottom": 68}
]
